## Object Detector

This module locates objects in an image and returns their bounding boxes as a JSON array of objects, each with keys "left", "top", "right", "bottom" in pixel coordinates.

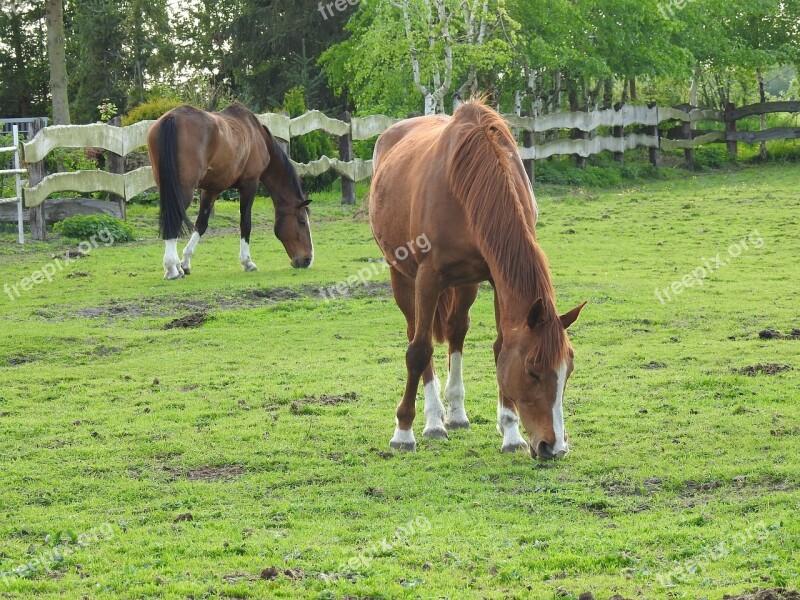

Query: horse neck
[
  {"left": 261, "top": 140, "right": 300, "bottom": 212},
  {"left": 493, "top": 250, "right": 558, "bottom": 332}
]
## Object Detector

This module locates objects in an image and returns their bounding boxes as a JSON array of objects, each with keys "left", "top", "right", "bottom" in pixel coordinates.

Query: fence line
[
  {"left": 0, "top": 125, "right": 26, "bottom": 243},
  {"left": 16, "top": 101, "right": 800, "bottom": 235}
]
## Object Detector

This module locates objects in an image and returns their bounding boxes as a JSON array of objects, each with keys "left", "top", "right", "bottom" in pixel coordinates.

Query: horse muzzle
[
  {"left": 531, "top": 439, "right": 568, "bottom": 461},
  {"left": 292, "top": 256, "right": 313, "bottom": 269}
]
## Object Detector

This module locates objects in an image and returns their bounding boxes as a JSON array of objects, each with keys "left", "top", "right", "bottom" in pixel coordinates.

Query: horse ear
[
  {"left": 299, "top": 198, "right": 311, "bottom": 208},
  {"left": 526, "top": 298, "right": 546, "bottom": 330},
  {"left": 560, "top": 301, "right": 587, "bottom": 330}
]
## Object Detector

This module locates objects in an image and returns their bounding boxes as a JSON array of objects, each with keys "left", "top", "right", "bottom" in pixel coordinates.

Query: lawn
[{"left": 0, "top": 164, "right": 798, "bottom": 599}]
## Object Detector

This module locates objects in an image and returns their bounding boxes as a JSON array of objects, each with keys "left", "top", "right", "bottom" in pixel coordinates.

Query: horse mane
[
  {"left": 446, "top": 100, "right": 569, "bottom": 367},
  {"left": 264, "top": 126, "right": 305, "bottom": 201}
]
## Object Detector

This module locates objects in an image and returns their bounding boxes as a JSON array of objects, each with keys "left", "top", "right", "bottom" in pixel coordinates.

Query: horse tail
[
  {"left": 432, "top": 287, "right": 456, "bottom": 344},
  {"left": 157, "top": 115, "right": 193, "bottom": 240}
]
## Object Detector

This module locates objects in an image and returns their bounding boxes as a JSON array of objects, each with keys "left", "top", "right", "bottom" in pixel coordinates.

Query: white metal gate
[{"left": 0, "top": 125, "right": 25, "bottom": 244}]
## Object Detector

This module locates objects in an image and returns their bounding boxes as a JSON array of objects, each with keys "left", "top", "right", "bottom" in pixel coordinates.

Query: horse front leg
[
  {"left": 391, "top": 267, "right": 441, "bottom": 451},
  {"left": 181, "top": 190, "right": 218, "bottom": 275},
  {"left": 238, "top": 181, "right": 258, "bottom": 272}
]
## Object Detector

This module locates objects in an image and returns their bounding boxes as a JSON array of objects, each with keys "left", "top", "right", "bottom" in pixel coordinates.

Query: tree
[
  {"left": 0, "top": 1, "right": 49, "bottom": 118},
  {"left": 45, "top": 0, "right": 70, "bottom": 124}
]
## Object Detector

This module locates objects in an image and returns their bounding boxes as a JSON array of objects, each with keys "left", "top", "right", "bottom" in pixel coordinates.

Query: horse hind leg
[
  {"left": 444, "top": 285, "right": 479, "bottom": 431},
  {"left": 163, "top": 189, "right": 195, "bottom": 280},
  {"left": 181, "top": 190, "right": 218, "bottom": 275},
  {"left": 163, "top": 239, "right": 184, "bottom": 280}
]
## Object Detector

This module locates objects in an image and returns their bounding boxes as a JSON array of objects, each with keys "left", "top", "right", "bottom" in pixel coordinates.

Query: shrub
[
  {"left": 54, "top": 214, "right": 136, "bottom": 243},
  {"left": 122, "top": 97, "right": 185, "bottom": 126},
  {"left": 283, "top": 86, "right": 337, "bottom": 193}
]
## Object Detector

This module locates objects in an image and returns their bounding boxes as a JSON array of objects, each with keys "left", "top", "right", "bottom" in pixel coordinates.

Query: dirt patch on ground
[
  {"left": 759, "top": 328, "right": 800, "bottom": 340},
  {"left": 736, "top": 363, "right": 793, "bottom": 376},
  {"left": 164, "top": 312, "right": 208, "bottom": 329},
  {"left": 723, "top": 589, "right": 800, "bottom": 600},
  {"left": 164, "top": 465, "right": 244, "bottom": 482},
  {"left": 603, "top": 475, "right": 796, "bottom": 499},
  {"left": 289, "top": 392, "right": 359, "bottom": 414}
]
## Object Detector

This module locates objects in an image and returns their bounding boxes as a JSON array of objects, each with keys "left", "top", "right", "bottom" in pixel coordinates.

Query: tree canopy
[{"left": 0, "top": 0, "right": 797, "bottom": 122}]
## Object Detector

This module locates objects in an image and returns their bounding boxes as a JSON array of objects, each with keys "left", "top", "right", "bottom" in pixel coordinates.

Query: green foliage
[
  {"left": 44, "top": 148, "right": 98, "bottom": 174},
  {"left": 122, "top": 97, "right": 185, "bottom": 126},
  {"left": 535, "top": 155, "right": 665, "bottom": 186},
  {"left": 53, "top": 214, "right": 136, "bottom": 243},
  {"left": 283, "top": 86, "right": 337, "bottom": 193}
]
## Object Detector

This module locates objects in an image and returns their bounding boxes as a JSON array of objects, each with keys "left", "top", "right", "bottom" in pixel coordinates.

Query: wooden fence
[{"left": 14, "top": 100, "right": 800, "bottom": 240}]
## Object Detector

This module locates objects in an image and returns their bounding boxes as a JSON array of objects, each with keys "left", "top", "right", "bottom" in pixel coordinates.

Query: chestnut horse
[
  {"left": 147, "top": 102, "right": 313, "bottom": 279},
  {"left": 370, "top": 100, "right": 586, "bottom": 460}
]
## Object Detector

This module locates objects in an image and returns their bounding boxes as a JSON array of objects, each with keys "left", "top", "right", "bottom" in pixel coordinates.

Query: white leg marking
[
  {"left": 181, "top": 231, "right": 200, "bottom": 272},
  {"left": 390, "top": 426, "right": 417, "bottom": 451},
  {"left": 445, "top": 352, "right": 469, "bottom": 429},
  {"left": 163, "top": 239, "right": 184, "bottom": 280},
  {"left": 422, "top": 377, "right": 448, "bottom": 439},
  {"left": 551, "top": 361, "right": 569, "bottom": 458},
  {"left": 240, "top": 238, "right": 257, "bottom": 271},
  {"left": 498, "top": 406, "right": 527, "bottom": 453}
]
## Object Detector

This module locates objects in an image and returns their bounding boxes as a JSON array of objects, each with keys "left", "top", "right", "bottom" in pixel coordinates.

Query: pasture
[{"left": 0, "top": 164, "right": 798, "bottom": 599}]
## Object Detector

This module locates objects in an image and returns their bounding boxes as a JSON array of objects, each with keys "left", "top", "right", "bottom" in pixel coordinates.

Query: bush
[
  {"left": 283, "top": 86, "right": 337, "bottom": 193},
  {"left": 54, "top": 214, "right": 136, "bottom": 243},
  {"left": 122, "top": 97, "right": 185, "bottom": 126}
]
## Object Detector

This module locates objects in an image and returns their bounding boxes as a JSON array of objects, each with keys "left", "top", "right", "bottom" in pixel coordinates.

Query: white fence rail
[
  {"left": 17, "top": 101, "right": 800, "bottom": 213},
  {"left": 0, "top": 125, "right": 26, "bottom": 243}
]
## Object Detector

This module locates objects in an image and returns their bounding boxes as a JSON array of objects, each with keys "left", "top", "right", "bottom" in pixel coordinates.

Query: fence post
[
  {"left": 725, "top": 102, "right": 738, "bottom": 159},
  {"left": 647, "top": 102, "right": 659, "bottom": 168},
  {"left": 522, "top": 126, "right": 535, "bottom": 184},
  {"left": 107, "top": 116, "right": 126, "bottom": 218},
  {"left": 612, "top": 102, "right": 624, "bottom": 163},
  {"left": 107, "top": 116, "right": 126, "bottom": 220},
  {"left": 28, "top": 118, "right": 47, "bottom": 241},
  {"left": 682, "top": 109, "right": 694, "bottom": 170},
  {"left": 339, "top": 111, "right": 356, "bottom": 205}
]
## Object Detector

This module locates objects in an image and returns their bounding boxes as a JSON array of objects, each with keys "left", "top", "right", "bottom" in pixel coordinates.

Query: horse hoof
[
  {"left": 242, "top": 261, "right": 258, "bottom": 272},
  {"left": 422, "top": 427, "right": 449, "bottom": 440},
  {"left": 164, "top": 267, "right": 184, "bottom": 280},
  {"left": 445, "top": 419, "right": 470, "bottom": 431},
  {"left": 390, "top": 440, "right": 417, "bottom": 452},
  {"left": 501, "top": 441, "right": 529, "bottom": 454},
  {"left": 182, "top": 267, "right": 191, "bottom": 275}
]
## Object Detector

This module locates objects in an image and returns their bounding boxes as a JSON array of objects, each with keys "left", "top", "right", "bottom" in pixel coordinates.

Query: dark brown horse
[
  {"left": 147, "top": 102, "right": 313, "bottom": 279},
  {"left": 370, "top": 100, "right": 586, "bottom": 460}
]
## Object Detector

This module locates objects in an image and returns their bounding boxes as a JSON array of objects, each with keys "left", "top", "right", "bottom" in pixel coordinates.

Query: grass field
[{"left": 0, "top": 164, "right": 798, "bottom": 599}]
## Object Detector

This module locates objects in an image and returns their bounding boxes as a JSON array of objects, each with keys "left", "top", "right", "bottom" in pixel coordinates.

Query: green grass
[{"left": 0, "top": 165, "right": 798, "bottom": 599}]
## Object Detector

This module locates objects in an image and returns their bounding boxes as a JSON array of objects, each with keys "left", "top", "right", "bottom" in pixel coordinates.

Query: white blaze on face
[{"left": 551, "top": 361, "right": 569, "bottom": 456}]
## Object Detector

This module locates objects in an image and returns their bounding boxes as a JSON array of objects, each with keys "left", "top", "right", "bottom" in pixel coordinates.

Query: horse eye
[
  {"left": 298, "top": 219, "right": 307, "bottom": 227},
  {"left": 527, "top": 370, "right": 540, "bottom": 381}
]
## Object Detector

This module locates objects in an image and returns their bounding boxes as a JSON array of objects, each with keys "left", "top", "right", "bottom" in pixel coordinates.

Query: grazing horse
[
  {"left": 147, "top": 102, "right": 313, "bottom": 279},
  {"left": 370, "top": 100, "right": 586, "bottom": 460}
]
